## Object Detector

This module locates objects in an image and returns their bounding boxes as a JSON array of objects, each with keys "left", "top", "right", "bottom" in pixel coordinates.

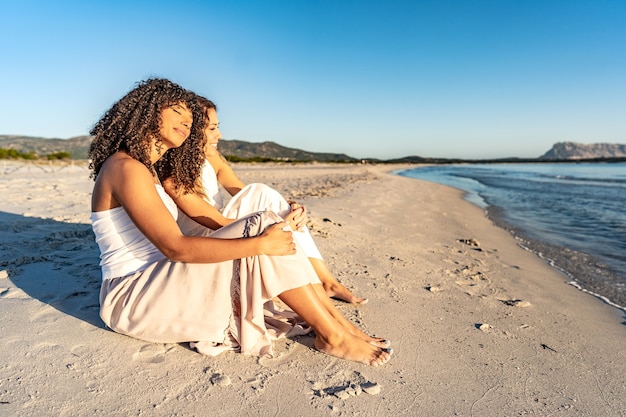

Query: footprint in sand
[
  {"left": 446, "top": 261, "right": 501, "bottom": 298},
  {"left": 29, "top": 304, "right": 64, "bottom": 322},
  {"left": 309, "top": 369, "right": 381, "bottom": 400},
  {"left": 204, "top": 368, "right": 232, "bottom": 387},
  {"left": 257, "top": 339, "right": 300, "bottom": 367},
  {"left": 373, "top": 272, "right": 401, "bottom": 303},
  {"left": 70, "top": 344, "right": 91, "bottom": 358},
  {"left": 132, "top": 343, "right": 176, "bottom": 364},
  {"left": 211, "top": 374, "right": 232, "bottom": 386},
  {"left": 65, "top": 344, "right": 106, "bottom": 373},
  {"left": 243, "top": 368, "right": 280, "bottom": 395},
  {"left": 28, "top": 342, "right": 61, "bottom": 357}
]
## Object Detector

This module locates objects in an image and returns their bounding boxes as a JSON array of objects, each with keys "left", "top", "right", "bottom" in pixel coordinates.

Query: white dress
[
  {"left": 177, "top": 161, "right": 323, "bottom": 259},
  {"left": 92, "top": 184, "right": 319, "bottom": 357}
]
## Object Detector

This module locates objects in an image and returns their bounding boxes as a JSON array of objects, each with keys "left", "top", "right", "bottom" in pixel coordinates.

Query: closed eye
[{"left": 170, "top": 104, "right": 189, "bottom": 115}]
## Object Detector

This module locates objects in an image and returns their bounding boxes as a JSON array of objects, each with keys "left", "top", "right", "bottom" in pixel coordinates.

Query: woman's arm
[
  {"left": 208, "top": 152, "right": 308, "bottom": 230},
  {"left": 162, "top": 177, "right": 235, "bottom": 230},
  {"left": 208, "top": 153, "right": 245, "bottom": 196},
  {"left": 106, "top": 156, "right": 295, "bottom": 263}
]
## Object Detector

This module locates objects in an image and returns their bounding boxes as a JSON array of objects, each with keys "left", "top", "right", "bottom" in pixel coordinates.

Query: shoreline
[
  {"left": 486, "top": 205, "right": 626, "bottom": 313},
  {"left": 1, "top": 161, "right": 624, "bottom": 416},
  {"left": 394, "top": 163, "right": 626, "bottom": 314}
]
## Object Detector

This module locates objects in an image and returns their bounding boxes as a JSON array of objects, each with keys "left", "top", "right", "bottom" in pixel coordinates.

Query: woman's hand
[
  {"left": 258, "top": 222, "right": 297, "bottom": 256},
  {"left": 284, "top": 201, "right": 307, "bottom": 231}
]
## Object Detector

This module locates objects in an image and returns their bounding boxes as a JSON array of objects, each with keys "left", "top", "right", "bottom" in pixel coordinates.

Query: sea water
[{"left": 395, "top": 163, "right": 626, "bottom": 311}]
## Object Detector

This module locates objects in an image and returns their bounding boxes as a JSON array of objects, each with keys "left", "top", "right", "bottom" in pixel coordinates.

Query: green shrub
[
  {"left": 46, "top": 151, "right": 72, "bottom": 160},
  {"left": 0, "top": 148, "right": 36, "bottom": 159}
]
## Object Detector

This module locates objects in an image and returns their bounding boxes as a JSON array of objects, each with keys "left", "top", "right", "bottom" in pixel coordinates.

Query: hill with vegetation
[
  {"left": 0, "top": 135, "right": 92, "bottom": 159},
  {"left": 215, "top": 139, "right": 356, "bottom": 162},
  {"left": 0, "top": 135, "right": 356, "bottom": 162}
]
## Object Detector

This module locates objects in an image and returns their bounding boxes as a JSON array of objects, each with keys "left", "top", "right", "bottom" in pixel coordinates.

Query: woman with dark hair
[
  {"left": 89, "top": 78, "right": 391, "bottom": 366},
  {"left": 157, "top": 95, "right": 368, "bottom": 305}
]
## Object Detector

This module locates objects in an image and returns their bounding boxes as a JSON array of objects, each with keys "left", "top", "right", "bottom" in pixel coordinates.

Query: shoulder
[
  {"left": 92, "top": 152, "right": 153, "bottom": 211},
  {"left": 104, "top": 152, "right": 144, "bottom": 171},
  {"left": 207, "top": 152, "right": 229, "bottom": 173},
  {"left": 101, "top": 153, "right": 152, "bottom": 187}
]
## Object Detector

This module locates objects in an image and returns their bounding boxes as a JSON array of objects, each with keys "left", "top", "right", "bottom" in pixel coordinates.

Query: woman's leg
[
  {"left": 224, "top": 183, "right": 368, "bottom": 304},
  {"left": 309, "top": 258, "right": 368, "bottom": 304},
  {"left": 309, "top": 283, "right": 389, "bottom": 347},
  {"left": 277, "top": 284, "right": 392, "bottom": 366}
]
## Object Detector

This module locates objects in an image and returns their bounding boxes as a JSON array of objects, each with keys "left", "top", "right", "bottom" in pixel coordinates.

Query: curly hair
[
  {"left": 155, "top": 94, "right": 217, "bottom": 195},
  {"left": 88, "top": 78, "right": 195, "bottom": 180}
]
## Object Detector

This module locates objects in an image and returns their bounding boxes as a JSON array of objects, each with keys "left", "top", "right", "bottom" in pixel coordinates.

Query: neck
[
  {"left": 149, "top": 139, "right": 170, "bottom": 164},
  {"left": 150, "top": 152, "right": 162, "bottom": 165}
]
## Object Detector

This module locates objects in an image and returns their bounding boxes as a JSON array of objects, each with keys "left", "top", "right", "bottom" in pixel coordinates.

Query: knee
[
  {"left": 247, "top": 183, "right": 281, "bottom": 198},
  {"left": 257, "top": 209, "right": 283, "bottom": 224},
  {"left": 239, "top": 210, "right": 284, "bottom": 237}
]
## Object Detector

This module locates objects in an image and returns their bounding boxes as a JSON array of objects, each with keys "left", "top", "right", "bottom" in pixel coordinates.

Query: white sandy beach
[{"left": 0, "top": 160, "right": 624, "bottom": 416}]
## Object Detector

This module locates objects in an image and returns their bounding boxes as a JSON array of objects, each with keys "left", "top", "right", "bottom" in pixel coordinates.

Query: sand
[{"left": 0, "top": 160, "right": 624, "bottom": 416}]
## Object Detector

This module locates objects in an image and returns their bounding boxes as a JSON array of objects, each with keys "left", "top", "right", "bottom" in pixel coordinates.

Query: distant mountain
[
  {"left": 216, "top": 139, "right": 356, "bottom": 162},
  {"left": 3, "top": 135, "right": 625, "bottom": 163},
  {"left": 0, "top": 135, "right": 357, "bottom": 162},
  {"left": 539, "top": 142, "right": 626, "bottom": 160},
  {"left": 0, "top": 135, "right": 93, "bottom": 159}
]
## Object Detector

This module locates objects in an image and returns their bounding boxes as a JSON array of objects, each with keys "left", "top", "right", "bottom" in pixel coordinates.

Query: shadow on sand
[{"left": 0, "top": 211, "right": 104, "bottom": 328}]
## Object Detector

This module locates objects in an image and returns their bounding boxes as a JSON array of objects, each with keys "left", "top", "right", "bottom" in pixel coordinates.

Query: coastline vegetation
[
  {"left": 0, "top": 148, "right": 71, "bottom": 160},
  {"left": 224, "top": 155, "right": 354, "bottom": 164}
]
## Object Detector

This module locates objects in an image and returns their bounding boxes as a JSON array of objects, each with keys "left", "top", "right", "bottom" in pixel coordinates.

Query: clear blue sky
[{"left": 1, "top": 0, "right": 624, "bottom": 159}]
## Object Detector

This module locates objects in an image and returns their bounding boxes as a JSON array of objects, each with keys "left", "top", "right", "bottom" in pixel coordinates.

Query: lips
[{"left": 174, "top": 128, "right": 188, "bottom": 138}]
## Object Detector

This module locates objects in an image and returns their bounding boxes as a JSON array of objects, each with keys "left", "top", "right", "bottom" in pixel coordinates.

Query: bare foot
[
  {"left": 368, "top": 337, "right": 391, "bottom": 348},
  {"left": 339, "top": 319, "right": 391, "bottom": 348},
  {"left": 309, "top": 258, "right": 368, "bottom": 304},
  {"left": 324, "top": 281, "right": 369, "bottom": 305},
  {"left": 312, "top": 283, "right": 388, "bottom": 348},
  {"left": 314, "top": 332, "right": 393, "bottom": 366}
]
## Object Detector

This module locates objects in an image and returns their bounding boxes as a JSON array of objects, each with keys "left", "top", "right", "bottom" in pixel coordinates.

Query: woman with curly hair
[
  {"left": 89, "top": 78, "right": 392, "bottom": 366},
  {"left": 157, "top": 95, "right": 368, "bottom": 305}
]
